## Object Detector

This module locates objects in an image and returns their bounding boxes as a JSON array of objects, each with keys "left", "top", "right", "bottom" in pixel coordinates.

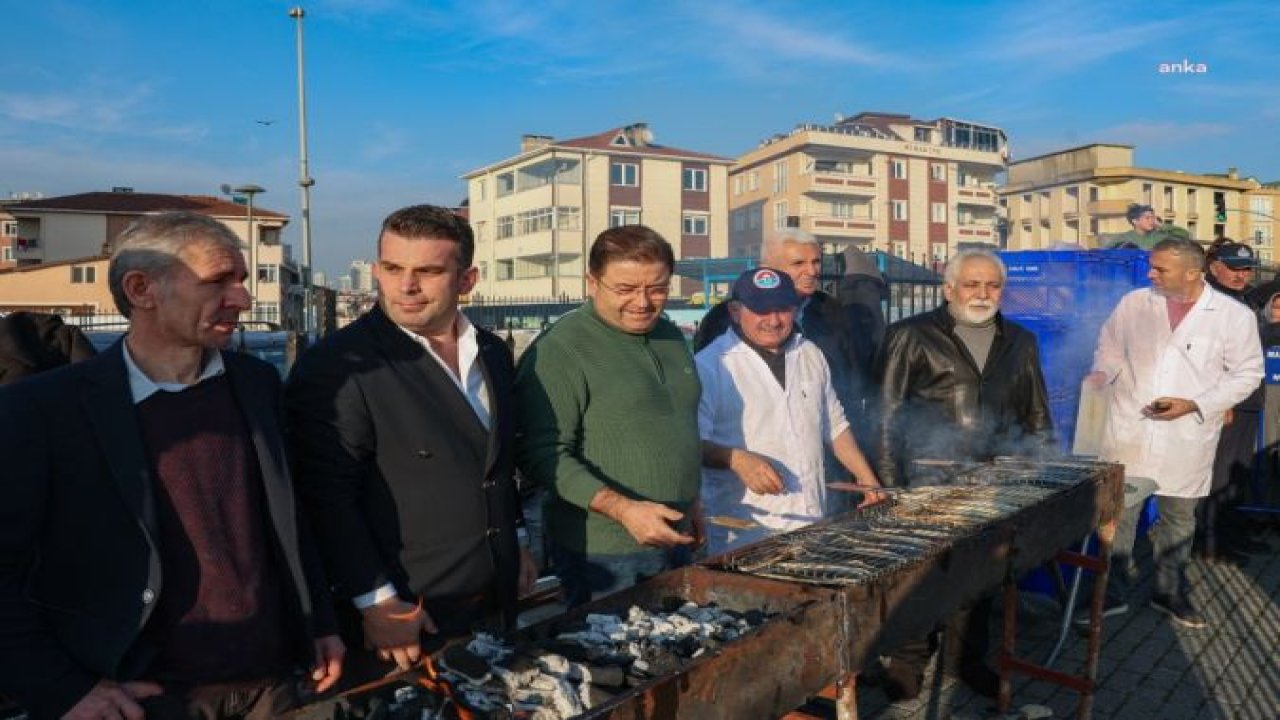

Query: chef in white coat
[
  {"left": 696, "top": 267, "right": 881, "bottom": 554},
  {"left": 1089, "top": 237, "right": 1262, "bottom": 629}
]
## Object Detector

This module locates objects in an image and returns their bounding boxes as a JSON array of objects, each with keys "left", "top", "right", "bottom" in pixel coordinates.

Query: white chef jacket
[
  {"left": 696, "top": 329, "right": 850, "bottom": 553},
  {"left": 1092, "top": 285, "right": 1263, "bottom": 498}
]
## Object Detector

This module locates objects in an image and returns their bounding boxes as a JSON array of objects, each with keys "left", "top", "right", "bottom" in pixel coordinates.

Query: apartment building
[
  {"left": 728, "top": 112, "right": 1007, "bottom": 263},
  {"left": 2, "top": 189, "right": 301, "bottom": 326},
  {"left": 0, "top": 205, "right": 16, "bottom": 270},
  {"left": 1243, "top": 183, "right": 1280, "bottom": 256},
  {"left": 464, "top": 123, "right": 731, "bottom": 298},
  {"left": 999, "top": 144, "right": 1263, "bottom": 254}
]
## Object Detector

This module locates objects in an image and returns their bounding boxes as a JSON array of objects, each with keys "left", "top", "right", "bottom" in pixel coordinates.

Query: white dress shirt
[
  {"left": 122, "top": 340, "right": 225, "bottom": 404},
  {"left": 695, "top": 329, "right": 850, "bottom": 554}
]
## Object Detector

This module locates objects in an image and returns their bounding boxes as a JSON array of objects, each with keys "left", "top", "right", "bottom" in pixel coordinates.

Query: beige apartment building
[
  {"left": 1000, "top": 144, "right": 1263, "bottom": 255},
  {"left": 0, "top": 205, "right": 16, "bottom": 270},
  {"left": 1243, "top": 184, "right": 1279, "bottom": 256},
  {"left": 1, "top": 190, "right": 300, "bottom": 326},
  {"left": 728, "top": 112, "right": 1008, "bottom": 263},
  {"left": 463, "top": 123, "right": 731, "bottom": 299}
]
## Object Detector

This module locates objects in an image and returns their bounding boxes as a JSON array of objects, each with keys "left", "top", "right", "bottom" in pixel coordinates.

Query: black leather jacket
[{"left": 874, "top": 305, "right": 1054, "bottom": 487}]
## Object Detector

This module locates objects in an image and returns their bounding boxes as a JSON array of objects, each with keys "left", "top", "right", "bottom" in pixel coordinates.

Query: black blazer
[
  {"left": 284, "top": 306, "right": 522, "bottom": 627},
  {"left": 0, "top": 342, "right": 336, "bottom": 720}
]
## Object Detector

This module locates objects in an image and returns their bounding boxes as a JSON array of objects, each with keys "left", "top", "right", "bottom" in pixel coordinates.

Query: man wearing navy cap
[
  {"left": 695, "top": 268, "right": 881, "bottom": 554},
  {"left": 1201, "top": 239, "right": 1271, "bottom": 560}
]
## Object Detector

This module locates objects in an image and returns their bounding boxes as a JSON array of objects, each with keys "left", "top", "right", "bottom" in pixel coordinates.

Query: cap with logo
[
  {"left": 731, "top": 267, "right": 799, "bottom": 313},
  {"left": 1211, "top": 241, "right": 1257, "bottom": 269}
]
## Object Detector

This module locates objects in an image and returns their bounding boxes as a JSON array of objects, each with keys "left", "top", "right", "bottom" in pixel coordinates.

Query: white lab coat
[
  {"left": 1092, "top": 285, "right": 1263, "bottom": 497},
  {"left": 696, "top": 330, "right": 850, "bottom": 553}
]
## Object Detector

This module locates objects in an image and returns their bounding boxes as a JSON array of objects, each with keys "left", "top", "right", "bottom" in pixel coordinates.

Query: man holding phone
[{"left": 1088, "top": 238, "right": 1262, "bottom": 628}]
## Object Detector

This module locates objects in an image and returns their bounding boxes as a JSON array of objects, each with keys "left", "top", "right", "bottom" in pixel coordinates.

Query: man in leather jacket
[{"left": 872, "top": 248, "right": 1053, "bottom": 700}]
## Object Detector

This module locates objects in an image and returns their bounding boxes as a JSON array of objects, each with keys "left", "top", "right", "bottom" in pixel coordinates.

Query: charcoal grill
[{"left": 313, "top": 458, "right": 1122, "bottom": 720}]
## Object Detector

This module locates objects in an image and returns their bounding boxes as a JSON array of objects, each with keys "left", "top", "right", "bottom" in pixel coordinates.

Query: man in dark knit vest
[
  {"left": 286, "top": 205, "right": 535, "bottom": 691},
  {"left": 0, "top": 212, "right": 343, "bottom": 719},
  {"left": 515, "top": 225, "right": 703, "bottom": 607}
]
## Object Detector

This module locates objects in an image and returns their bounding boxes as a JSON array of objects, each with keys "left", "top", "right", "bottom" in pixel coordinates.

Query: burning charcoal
[
  {"left": 535, "top": 653, "right": 572, "bottom": 676},
  {"left": 538, "top": 640, "right": 592, "bottom": 663},
  {"left": 467, "top": 632, "right": 513, "bottom": 664},
  {"left": 549, "top": 677, "right": 585, "bottom": 717},
  {"left": 672, "top": 634, "right": 702, "bottom": 658},
  {"left": 441, "top": 644, "right": 492, "bottom": 684}
]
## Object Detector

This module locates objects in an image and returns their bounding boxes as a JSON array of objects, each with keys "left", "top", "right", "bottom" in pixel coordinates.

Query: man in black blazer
[
  {"left": 0, "top": 212, "right": 343, "bottom": 720},
  {"left": 286, "top": 205, "right": 535, "bottom": 685}
]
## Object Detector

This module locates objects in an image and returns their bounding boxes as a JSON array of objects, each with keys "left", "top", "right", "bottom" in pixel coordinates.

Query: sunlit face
[
  {"left": 1132, "top": 211, "right": 1159, "bottom": 233},
  {"left": 1208, "top": 259, "right": 1252, "bottom": 291},
  {"left": 943, "top": 256, "right": 1003, "bottom": 324},
  {"left": 374, "top": 231, "right": 476, "bottom": 336},
  {"left": 587, "top": 259, "right": 671, "bottom": 334},
  {"left": 728, "top": 301, "right": 796, "bottom": 351},
  {"left": 764, "top": 241, "right": 822, "bottom": 298},
  {"left": 143, "top": 240, "right": 251, "bottom": 350},
  {"left": 1147, "top": 249, "right": 1202, "bottom": 299}
]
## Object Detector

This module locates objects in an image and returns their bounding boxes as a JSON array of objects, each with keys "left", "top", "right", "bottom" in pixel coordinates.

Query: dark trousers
[
  {"left": 141, "top": 679, "right": 302, "bottom": 720},
  {"left": 1199, "top": 410, "right": 1260, "bottom": 552},
  {"left": 889, "top": 597, "right": 992, "bottom": 676},
  {"left": 552, "top": 543, "right": 691, "bottom": 608}
]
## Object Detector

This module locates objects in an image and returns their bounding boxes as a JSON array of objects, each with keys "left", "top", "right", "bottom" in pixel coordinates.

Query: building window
[
  {"left": 891, "top": 200, "right": 908, "bottom": 221},
  {"left": 1, "top": 245, "right": 11, "bottom": 262},
  {"left": 892, "top": 241, "right": 907, "bottom": 257},
  {"left": 682, "top": 213, "right": 709, "bottom": 235},
  {"left": 748, "top": 206, "right": 762, "bottom": 229},
  {"left": 478, "top": 261, "right": 488, "bottom": 280},
  {"left": 773, "top": 160, "right": 788, "bottom": 194},
  {"left": 496, "top": 260, "right": 514, "bottom": 281},
  {"left": 0, "top": 221, "right": 16, "bottom": 237},
  {"left": 891, "top": 159, "right": 907, "bottom": 179},
  {"left": 1253, "top": 225, "right": 1274, "bottom": 245},
  {"left": 732, "top": 210, "right": 746, "bottom": 231},
  {"left": 1251, "top": 196, "right": 1273, "bottom": 216},
  {"left": 914, "top": 127, "right": 931, "bottom": 142},
  {"left": 610, "top": 163, "right": 639, "bottom": 186},
  {"left": 831, "top": 200, "right": 854, "bottom": 219},
  {"left": 496, "top": 172, "right": 515, "bottom": 197},
  {"left": 70, "top": 265, "right": 96, "bottom": 284},
  {"left": 683, "top": 167, "right": 708, "bottom": 192},
  {"left": 1163, "top": 186, "right": 1175, "bottom": 212},
  {"left": 957, "top": 168, "right": 970, "bottom": 187},
  {"left": 931, "top": 202, "right": 947, "bottom": 223},
  {"left": 610, "top": 208, "right": 641, "bottom": 227},
  {"left": 476, "top": 179, "right": 486, "bottom": 201},
  {"left": 556, "top": 206, "right": 581, "bottom": 230},
  {"left": 258, "top": 264, "right": 279, "bottom": 284},
  {"left": 774, "top": 201, "right": 788, "bottom": 229},
  {"left": 1142, "top": 183, "right": 1153, "bottom": 204},
  {"left": 733, "top": 176, "right": 743, "bottom": 196},
  {"left": 497, "top": 215, "right": 515, "bottom": 239},
  {"left": 747, "top": 171, "right": 759, "bottom": 192},
  {"left": 256, "top": 302, "right": 280, "bottom": 324},
  {"left": 930, "top": 164, "right": 946, "bottom": 182},
  {"left": 519, "top": 207, "right": 555, "bottom": 235}
]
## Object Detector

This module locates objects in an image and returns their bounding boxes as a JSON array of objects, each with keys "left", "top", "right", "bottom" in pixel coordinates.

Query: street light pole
[
  {"left": 289, "top": 6, "right": 316, "bottom": 336},
  {"left": 233, "top": 184, "right": 266, "bottom": 321}
]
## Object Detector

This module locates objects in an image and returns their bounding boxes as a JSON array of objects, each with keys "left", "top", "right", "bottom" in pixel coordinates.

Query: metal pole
[
  {"left": 290, "top": 6, "right": 316, "bottom": 336},
  {"left": 246, "top": 192, "right": 257, "bottom": 316}
]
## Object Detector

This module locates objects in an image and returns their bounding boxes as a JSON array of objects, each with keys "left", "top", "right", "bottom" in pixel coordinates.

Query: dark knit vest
[{"left": 132, "top": 374, "right": 292, "bottom": 684}]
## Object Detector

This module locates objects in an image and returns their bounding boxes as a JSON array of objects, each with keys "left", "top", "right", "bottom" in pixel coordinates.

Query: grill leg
[
  {"left": 1077, "top": 517, "right": 1115, "bottom": 720},
  {"left": 835, "top": 672, "right": 858, "bottom": 720}
]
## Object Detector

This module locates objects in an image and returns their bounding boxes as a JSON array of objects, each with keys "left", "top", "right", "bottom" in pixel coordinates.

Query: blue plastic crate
[{"left": 998, "top": 250, "right": 1151, "bottom": 453}]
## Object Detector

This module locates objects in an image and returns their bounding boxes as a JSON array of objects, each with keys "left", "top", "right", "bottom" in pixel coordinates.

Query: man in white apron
[
  {"left": 1089, "top": 237, "right": 1263, "bottom": 629},
  {"left": 696, "top": 267, "right": 881, "bottom": 555}
]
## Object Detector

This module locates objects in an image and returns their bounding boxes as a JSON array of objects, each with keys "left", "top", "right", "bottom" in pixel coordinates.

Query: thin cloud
[
  {"left": 1087, "top": 121, "right": 1233, "bottom": 148},
  {"left": 985, "top": 4, "right": 1194, "bottom": 74},
  {"left": 694, "top": 5, "right": 902, "bottom": 69}
]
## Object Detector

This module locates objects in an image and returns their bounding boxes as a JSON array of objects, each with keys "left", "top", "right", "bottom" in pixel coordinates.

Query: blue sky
[{"left": 2, "top": 0, "right": 1278, "bottom": 278}]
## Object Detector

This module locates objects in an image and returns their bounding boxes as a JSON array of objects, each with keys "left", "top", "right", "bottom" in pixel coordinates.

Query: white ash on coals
[{"left": 435, "top": 600, "right": 771, "bottom": 719}]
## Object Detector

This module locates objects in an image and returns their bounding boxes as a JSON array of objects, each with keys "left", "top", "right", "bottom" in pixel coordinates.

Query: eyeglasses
[{"left": 593, "top": 275, "right": 672, "bottom": 300}]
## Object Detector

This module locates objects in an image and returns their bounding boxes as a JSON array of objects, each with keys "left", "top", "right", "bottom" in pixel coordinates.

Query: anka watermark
[{"left": 1157, "top": 59, "right": 1209, "bottom": 74}]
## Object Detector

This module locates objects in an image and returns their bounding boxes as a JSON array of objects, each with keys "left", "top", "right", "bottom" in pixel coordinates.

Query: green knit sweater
[{"left": 514, "top": 300, "right": 702, "bottom": 555}]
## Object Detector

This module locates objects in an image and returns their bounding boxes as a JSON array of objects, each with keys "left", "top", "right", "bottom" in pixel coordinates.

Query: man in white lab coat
[
  {"left": 696, "top": 267, "right": 881, "bottom": 555},
  {"left": 1089, "top": 237, "right": 1263, "bottom": 629}
]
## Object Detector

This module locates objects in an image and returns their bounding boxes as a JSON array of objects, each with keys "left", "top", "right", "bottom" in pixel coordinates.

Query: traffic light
[{"left": 1214, "top": 195, "right": 1227, "bottom": 222}]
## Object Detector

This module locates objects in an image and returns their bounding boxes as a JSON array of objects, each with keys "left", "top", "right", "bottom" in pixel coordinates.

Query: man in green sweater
[{"left": 515, "top": 225, "right": 703, "bottom": 607}]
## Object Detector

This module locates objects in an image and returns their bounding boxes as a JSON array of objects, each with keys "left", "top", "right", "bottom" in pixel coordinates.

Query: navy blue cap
[
  {"left": 1127, "top": 203, "right": 1155, "bottom": 222},
  {"left": 731, "top": 267, "right": 799, "bottom": 313},
  {"left": 1211, "top": 241, "right": 1257, "bottom": 268}
]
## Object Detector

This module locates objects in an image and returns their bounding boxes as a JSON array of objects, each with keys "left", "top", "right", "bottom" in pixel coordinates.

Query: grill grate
[{"left": 718, "top": 458, "right": 1102, "bottom": 586}]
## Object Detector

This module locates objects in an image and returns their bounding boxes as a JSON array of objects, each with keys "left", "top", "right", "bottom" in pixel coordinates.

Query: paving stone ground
[{"left": 841, "top": 526, "right": 1280, "bottom": 720}]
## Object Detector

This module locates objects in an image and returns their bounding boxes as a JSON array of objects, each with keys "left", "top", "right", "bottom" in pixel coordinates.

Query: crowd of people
[{"left": 0, "top": 203, "right": 1272, "bottom": 718}]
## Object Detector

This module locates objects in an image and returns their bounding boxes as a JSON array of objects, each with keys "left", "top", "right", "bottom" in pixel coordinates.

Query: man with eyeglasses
[{"left": 515, "top": 225, "right": 703, "bottom": 607}]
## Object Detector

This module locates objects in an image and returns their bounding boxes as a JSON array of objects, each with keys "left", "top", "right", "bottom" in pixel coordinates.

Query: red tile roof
[
  {"left": 6, "top": 192, "right": 288, "bottom": 220},
  {"left": 554, "top": 128, "right": 732, "bottom": 163}
]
